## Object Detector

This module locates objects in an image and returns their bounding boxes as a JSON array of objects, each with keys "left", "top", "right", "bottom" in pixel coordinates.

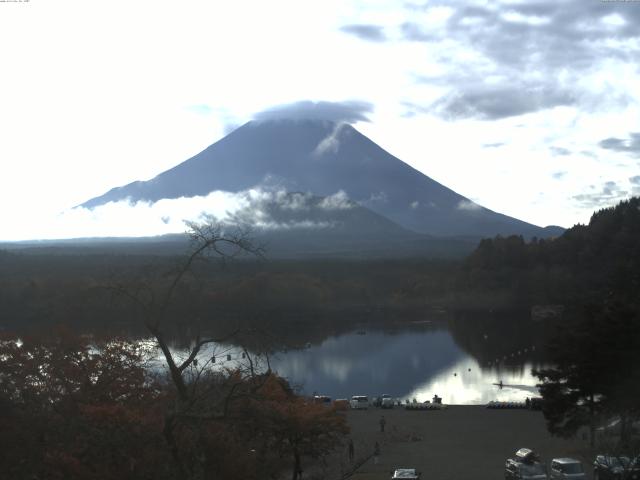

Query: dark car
[
  {"left": 529, "top": 397, "right": 544, "bottom": 410},
  {"left": 593, "top": 455, "right": 640, "bottom": 480},
  {"left": 312, "top": 395, "right": 331, "bottom": 405}
]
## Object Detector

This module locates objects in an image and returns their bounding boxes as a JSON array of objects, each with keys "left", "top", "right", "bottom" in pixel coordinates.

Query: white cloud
[
  {"left": 319, "top": 190, "right": 353, "bottom": 210},
  {"left": 456, "top": 200, "right": 482, "bottom": 211},
  {"left": 313, "top": 122, "right": 347, "bottom": 157},
  {"left": 501, "top": 11, "right": 550, "bottom": 26},
  {"left": 1, "top": 188, "right": 353, "bottom": 241},
  {"left": 601, "top": 13, "right": 625, "bottom": 27},
  {"left": 271, "top": 191, "right": 312, "bottom": 211},
  {"left": 254, "top": 100, "right": 373, "bottom": 124},
  {"left": 362, "top": 191, "right": 388, "bottom": 205}
]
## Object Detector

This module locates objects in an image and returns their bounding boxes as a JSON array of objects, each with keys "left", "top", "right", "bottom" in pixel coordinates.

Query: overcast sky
[{"left": 1, "top": 0, "right": 639, "bottom": 240}]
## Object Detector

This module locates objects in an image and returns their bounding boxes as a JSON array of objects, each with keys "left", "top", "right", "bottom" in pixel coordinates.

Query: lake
[{"left": 162, "top": 318, "right": 545, "bottom": 405}]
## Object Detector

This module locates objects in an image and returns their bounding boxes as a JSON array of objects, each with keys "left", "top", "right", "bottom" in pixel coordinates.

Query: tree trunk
[
  {"left": 620, "top": 412, "right": 629, "bottom": 446},
  {"left": 589, "top": 393, "right": 595, "bottom": 447},
  {"left": 163, "top": 412, "right": 186, "bottom": 478},
  {"left": 292, "top": 448, "right": 301, "bottom": 480}
]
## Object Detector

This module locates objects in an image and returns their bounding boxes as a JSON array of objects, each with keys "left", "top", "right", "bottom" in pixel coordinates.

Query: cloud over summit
[{"left": 253, "top": 100, "right": 373, "bottom": 124}]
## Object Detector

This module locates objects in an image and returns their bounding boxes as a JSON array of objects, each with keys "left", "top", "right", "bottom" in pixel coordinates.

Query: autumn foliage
[
  {"left": 0, "top": 329, "right": 348, "bottom": 479},
  {"left": 0, "top": 327, "right": 167, "bottom": 479},
  {"left": 238, "top": 374, "right": 350, "bottom": 480}
]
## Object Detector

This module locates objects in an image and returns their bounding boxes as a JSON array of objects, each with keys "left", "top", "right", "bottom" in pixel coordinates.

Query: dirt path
[{"left": 318, "top": 406, "right": 593, "bottom": 480}]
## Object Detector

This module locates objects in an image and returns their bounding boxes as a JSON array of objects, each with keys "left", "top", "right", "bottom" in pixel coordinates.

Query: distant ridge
[{"left": 13, "top": 192, "right": 479, "bottom": 258}]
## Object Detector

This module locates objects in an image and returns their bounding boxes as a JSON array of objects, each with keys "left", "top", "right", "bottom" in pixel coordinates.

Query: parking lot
[{"left": 329, "top": 405, "right": 592, "bottom": 480}]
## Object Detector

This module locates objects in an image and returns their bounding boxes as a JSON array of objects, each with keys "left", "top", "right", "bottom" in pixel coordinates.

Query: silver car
[
  {"left": 349, "top": 395, "right": 369, "bottom": 409},
  {"left": 381, "top": 394, "right": 394, "bottom": 409},
  {"left": 391, "top": 468, "right": 421, "bottom": 479},
  {"left": 506, "top": 449, "right": 548, "bottom": 480},
  {"left": 506, "top": 459, "right": 548, "bottom": 480},
  {"left": 550, "top": 458, "right": 586, "bottom": 480}
]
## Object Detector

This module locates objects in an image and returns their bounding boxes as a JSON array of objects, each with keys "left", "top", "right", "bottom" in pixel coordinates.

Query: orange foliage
[
  {"left": 0, "top": 327, "right": 170, "bottom": 479},
  {"left": 0, "top": 331, "right": 347, "bottom": 480}
]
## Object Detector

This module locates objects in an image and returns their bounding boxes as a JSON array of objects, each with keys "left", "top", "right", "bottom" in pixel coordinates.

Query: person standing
[
  {"left": 373, "top": 441, "right": 380, "bottom": 465},
  {"left": 348, "top": 439, "right": 354, "bottom": 462},
  {"left": 379, "top": 415, "right": 386, "bottom": 433}
]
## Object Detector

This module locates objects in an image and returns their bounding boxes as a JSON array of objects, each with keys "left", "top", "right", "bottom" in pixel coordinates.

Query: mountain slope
[{"left": 81, "top": 119, "right": 562, "bottom": 238}]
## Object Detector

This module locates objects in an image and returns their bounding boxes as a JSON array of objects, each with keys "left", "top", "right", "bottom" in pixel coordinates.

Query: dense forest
[
  {"left": 2, "top": 198, "right": 639, "bottom": 326},
  {"left": 456, "top": 197, "right": 640, "bottom": 310},
  {"left": 1, "top": 198, "right": 639, "bottom": 336},
  {"left": 0, "top": 251, "right": 457, "bottom": 339}
]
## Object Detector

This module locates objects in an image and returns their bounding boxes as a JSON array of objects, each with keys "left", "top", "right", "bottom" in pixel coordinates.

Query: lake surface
[
  {"left": 164, "top": 321, "right": 544, "bottom": 405},
  {"left": 268, "top": 326, "right": 541, "bottom": 404}
]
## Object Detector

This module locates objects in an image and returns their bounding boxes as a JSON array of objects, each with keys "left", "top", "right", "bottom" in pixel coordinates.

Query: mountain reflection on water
[
  {"left": 268, "top": 325, "right": 542, "bottom": 405},
  {"left": 155, "top": 312, "right": 547, "bottom": 405}
]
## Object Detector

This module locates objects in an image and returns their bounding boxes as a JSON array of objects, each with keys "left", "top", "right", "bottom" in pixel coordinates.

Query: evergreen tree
[{"left": 534, "top": 301, "right": 640, "bottom": 446}]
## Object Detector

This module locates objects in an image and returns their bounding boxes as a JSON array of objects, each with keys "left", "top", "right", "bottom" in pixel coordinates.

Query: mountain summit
[{"left": 81, "top": 119, "right": 561, "bottom": 238}]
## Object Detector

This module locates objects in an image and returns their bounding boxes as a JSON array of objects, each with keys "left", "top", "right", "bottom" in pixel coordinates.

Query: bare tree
[{"left": 110, "top": 219, "right": 266, "bottom": 480}]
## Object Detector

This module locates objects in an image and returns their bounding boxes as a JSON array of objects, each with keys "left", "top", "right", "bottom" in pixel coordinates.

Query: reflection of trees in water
[
  {"left": 78, "top": 305, "right": 449, "bottom": 357},
  {"left": 250, "top": 310, "right": 450, "bottom": 354},
  {"left": 151, "top": 310, "right": 449, "bottom": 356},
  {"left": 448, "top": 309, "right": 549, "bottom": 370},
  {"left": 84, "top": 306, "right": 547, "bottom": 374}
]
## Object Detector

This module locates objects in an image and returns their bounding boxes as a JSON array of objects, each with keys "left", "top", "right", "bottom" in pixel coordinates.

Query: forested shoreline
[
  {"left": 2, "top": 199, "right": 638, "bottom": 332},
  {"left": 1, "top": 198, "right": 639, "bottom": 478}
]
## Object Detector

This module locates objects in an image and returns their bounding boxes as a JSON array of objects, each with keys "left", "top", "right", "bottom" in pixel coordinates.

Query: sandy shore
[{"left": 319, "top": 405, "right": 594, "bottom": 480}]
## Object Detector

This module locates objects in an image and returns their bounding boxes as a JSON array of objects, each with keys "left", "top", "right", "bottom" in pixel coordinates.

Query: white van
[
  {"left": 350, "top": 395, "right": 369, "bottom": 409},
  {"left": 381, "top": 394, "right": 394, "bottom": 409}
]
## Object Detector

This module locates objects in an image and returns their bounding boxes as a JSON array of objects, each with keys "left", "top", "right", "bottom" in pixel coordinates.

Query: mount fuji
[{"left": 81, "top": 119, "right": 563, "bottom": 240}]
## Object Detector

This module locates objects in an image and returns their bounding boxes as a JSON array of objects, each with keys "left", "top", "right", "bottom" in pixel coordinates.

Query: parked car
[
  {"left": 391, "top": 468, "right": 421, "bottom": 479},
  {"left": 312, "top": 395, "right": 331, "bottom": 405},
  {"left": 549, "top": 458, "right": 586, "bottom": 480},
  {"left": 350, "top": 395, "right": 369, "bottom": 409},
  {"left": 505, "top": 448, "right": 548, "bottom": 480},
  {"left": 529, "top": 397, "right": 544, "bottom": 410},
  {"left": 633, "top": 458, "right": 640, "bottom": 480},
  {"left": 593, "top": 455, "right": 640, "bottom": 480},
  {"left": 381, "top": 394, "right": 394, "bottom": 409}
]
